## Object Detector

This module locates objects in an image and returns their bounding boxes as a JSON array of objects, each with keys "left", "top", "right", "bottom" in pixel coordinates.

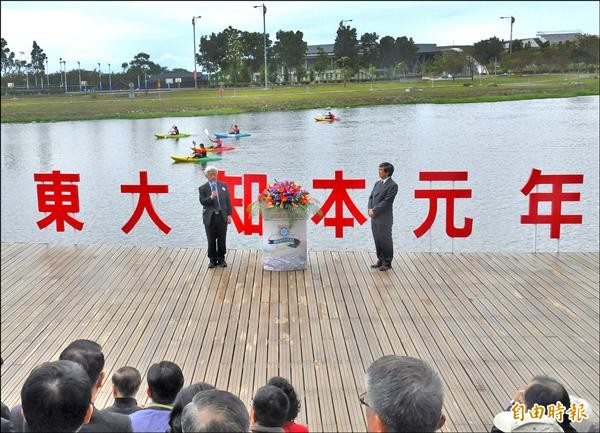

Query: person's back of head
[
  {"left": 526, "top": 376, "right": 572, "bottom": 430},
  {"left": 112, "top": 366, "right": 141, "bottom": 398},
  {"left": 168, "top": 382, "right": 216, "bottom": 433},
  {"left": 21, "top": 360, "right": 92, "bottom": 433},
  {"left": 252, "top": 385, "right": 289, "bottom": 428},
  {"left": 266, "top": 376, "right": 300, "bottom": 423},
  {"left": 365, "top": 355, "right": 445, "bottom": 433},
  {"left": 59, "top": 339, "right": 104, "bottom": 387},
  {"left": 181, "top": 389, "right": 249, "bottom": 433},
  {"left": 146, "top": 360, "right": 184, "bottom": 405}
]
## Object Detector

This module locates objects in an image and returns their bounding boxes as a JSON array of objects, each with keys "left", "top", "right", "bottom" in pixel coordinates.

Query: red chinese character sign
[
  {"left": 34, "top": 170, "right": 84, "bottom": 232},
  {"left": 120, "top": 171, "right": 171, "bottom": 234},
  {"left": 413, "top": 171, "right": 473, "bottom": 238},
  {"left": 218, "top": 171, "right": 267, "bottom": 235},
  {"left": 520, "top": 168, "right": 584, "bottom": 239},
  {"left": 311, "top": 170, "right": 367, "bottom": 238}
]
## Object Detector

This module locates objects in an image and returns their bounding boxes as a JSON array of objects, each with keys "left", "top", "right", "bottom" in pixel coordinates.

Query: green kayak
[
  {"left": 170, "top": 155, "right": 223, "bottom": 163},
  {"left": 155, "top": 133, "right": 191, "bottom": 139}
]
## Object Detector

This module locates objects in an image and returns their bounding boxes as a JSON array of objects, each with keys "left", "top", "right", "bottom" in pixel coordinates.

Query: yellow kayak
[{"left": 170, "top": 155, "right": 223, "bottom": 163}]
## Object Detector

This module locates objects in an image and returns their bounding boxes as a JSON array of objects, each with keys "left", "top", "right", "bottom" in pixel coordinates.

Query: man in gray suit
[
  {"left": 199, "top": 166, "right": 233, "bottom": 268},
  {"left": 367, "top": 162, "right": 398, "bottom": 271}
]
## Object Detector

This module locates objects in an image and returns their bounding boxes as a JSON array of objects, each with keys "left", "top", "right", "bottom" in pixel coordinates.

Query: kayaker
[
  {"left": 169, "top": 125, "right": 180, "bottom": 135},
  {"left": 326, "top": 111, "right": 335, "bottom": 120},
  {"left": 209, "top": 136, "right": 223, "bottom": 148},
  {"left": 193, "top": 141, "right": 207, "bottom": 158},
  {"left": 229, "top": 125, "right": 240, "bottom": 134}
]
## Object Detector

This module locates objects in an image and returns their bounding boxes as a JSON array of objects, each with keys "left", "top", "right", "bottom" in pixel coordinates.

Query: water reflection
[{"left": 1, "top": 96, "right": 598, "bottom": 252}]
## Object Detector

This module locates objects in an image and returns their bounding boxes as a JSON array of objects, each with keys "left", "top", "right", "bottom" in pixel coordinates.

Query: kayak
[
  {"left": 191, "top": 146, "right": 235, "bottom": 152},
  {"left": 155, "top": 133, "right": 191, "bottom": 139},
  {"left": 214, "top": 132, "right": 251, "bottom": 139},
  {"left": 314, "top": 117, "right": 338, "bottom": 122},
  {"left": 170, "top": 155, "right": 223, "bottom": 163}
]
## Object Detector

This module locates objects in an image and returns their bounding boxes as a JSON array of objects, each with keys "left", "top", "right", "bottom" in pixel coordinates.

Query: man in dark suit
[
  {"left": 367, "top": 162, "right": 398, "bottom": 271},
  {"left": 10, "top": 340, "right": 132, "bottom": 432},
  {"left": 199, "top": 166, "right": 233, "bottom": 268}
]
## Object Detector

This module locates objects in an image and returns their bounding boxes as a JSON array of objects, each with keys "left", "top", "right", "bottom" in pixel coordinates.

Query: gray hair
[
  {"left": 365, "top": 355, "right": 444, "bottom": 433},
  {"left": 204, "top": 165, "right": 218, "bottom": 175},
  {"left": 181, "top": 389, "right": 249, "bottom": 433}
]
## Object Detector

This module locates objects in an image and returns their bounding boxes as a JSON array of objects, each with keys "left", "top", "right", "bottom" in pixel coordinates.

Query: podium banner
[{"left": 262, "top": 216, "right": 307, "bottom": 271}]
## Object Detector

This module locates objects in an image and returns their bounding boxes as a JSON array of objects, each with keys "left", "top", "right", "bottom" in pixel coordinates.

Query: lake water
[{"left": 1, "top": 96, "right": 598, "bottom": 252}]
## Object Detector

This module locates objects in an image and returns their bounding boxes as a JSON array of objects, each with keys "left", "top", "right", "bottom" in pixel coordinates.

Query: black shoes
[
  {"left": 209, "top": 259, "right": 227, "bottom": 268},
  {"left": 379, "top": 264, "right": 391, "bottom": 271},
  {"left": 370, "top": 261, "right": 382, "bottom": 268}
]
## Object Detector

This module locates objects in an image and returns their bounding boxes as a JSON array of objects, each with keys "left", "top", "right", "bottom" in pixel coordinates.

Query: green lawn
[{"left": 1, "top": 74, "right": 598, "bottom": 123}]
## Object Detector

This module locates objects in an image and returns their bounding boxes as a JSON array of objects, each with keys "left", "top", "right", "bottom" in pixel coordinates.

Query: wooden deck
[{"left": 1, "top": 242, "right": 598, "bottom": 432}]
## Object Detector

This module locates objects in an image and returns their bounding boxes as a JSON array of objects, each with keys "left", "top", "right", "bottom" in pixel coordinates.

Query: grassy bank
[{"left": 1, "top": 74, "right": 598, "bottom": 123}]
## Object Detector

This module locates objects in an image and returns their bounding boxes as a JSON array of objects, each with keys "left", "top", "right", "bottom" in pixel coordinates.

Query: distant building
[{"left": 536, "top": 30, "right": 583, "bottom": 44}]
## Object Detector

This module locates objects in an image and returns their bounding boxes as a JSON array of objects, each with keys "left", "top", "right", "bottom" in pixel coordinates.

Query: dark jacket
[
  {"left": 199, "top": 180, "right": 232, "bottom": 226},
  {"left": 10, "top": 403, "right": 132, "bottom": 433},
  {"left": 101, "top": 398, "right": 142, "bottom": 416},
  {"left": 82, "top": 406, "right": 133, "bottom": 433},
  {"left": 368, "top": 177, "right": 398, "bottom": 224}
]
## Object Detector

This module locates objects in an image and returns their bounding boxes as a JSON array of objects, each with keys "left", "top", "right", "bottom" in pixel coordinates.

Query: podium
[{"left": 262, "top": 209, "right": 308, "bottom": 271}]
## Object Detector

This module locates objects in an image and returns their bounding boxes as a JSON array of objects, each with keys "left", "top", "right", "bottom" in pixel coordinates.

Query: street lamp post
[
  {"left": 339, "top": 19, "right": 353, "bottom": 27},
  {"left": 77, "top": 61, "right": 82, "bottom": 91},
  {"left": 500, "top": 16, "right": 515, "bottom": 54},
  {"left": 192, "top": 15, "right": 201, "bottom": 89},
  {"left": 253, "top": 4, "right": 268, "bottom": 89},
  {"left": 45, "top": 58, "right": 49, "bottom": 86},
  {"left": 59, "top": 58, "right": 67, "bottom": 92},
  {"left": 97, "top": 63, "right": 102, "bottom": 91},
  {"left": 108, "top": 63, "right": 112, "bottom": 91}
]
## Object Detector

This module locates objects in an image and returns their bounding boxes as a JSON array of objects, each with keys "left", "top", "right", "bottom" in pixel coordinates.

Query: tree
[
  {"left": 334, "top": 23, "right": 359, "bottom": 70},
  {"left": 395, "top": 36, "right": 418, "bottom": 71},
  {"left": 314, "top": 47, "right": 330, "bottom": 76},
  {"left": 271, "top": 30, "right": 307, "bottom": 80},
  {"left": 379, "top": 36, "right": 397, "bottom": 69},
  {"left": 336, "top": 56, "right": 353, "bottom": 86},
  {"left": 359, "top": 32, "right": 380, "bottom": 68},
  {"left": 440, "top": 50, "right": 466, "bottom": 77},
  {"left": 1, "top": 38, "right": 16, "bottom": 75},
  {"left": 121, "top": 62, "right": 128, "bottom": 72},
  {"left": 472, "top": 36, "right": 505, "bottom": 66},
  {"left": 222, "top": 27, "right": 243, "bottom": 88},
  {"left": 127, "top": 52, "right": 163, "bottom": 74},
  {"left": 199, "top": 31, "right": 226, "bottom": 83},
  {"left": 30, "top": 40, "right": 47, "bottom": 87},
  {"left": 240, "top": 31, "right": 272, "bottom": 73},
  {"left": 571, "top": 34, "right": 600, "bottom": 65}
]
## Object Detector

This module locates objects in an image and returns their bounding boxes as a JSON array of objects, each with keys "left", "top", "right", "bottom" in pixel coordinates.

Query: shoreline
[{"left": 1, "top": 74, "right": 598, "bottom": 124}]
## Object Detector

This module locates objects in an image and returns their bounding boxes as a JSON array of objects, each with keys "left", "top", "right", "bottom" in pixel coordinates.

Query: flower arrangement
[{"left": 249, "top": 179, "right": 321, "bottom": 220}]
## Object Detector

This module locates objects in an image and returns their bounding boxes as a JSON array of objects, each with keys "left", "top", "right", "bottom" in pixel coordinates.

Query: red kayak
[{"left": 191, "top": 146, "right": 236, "bottom": 152}]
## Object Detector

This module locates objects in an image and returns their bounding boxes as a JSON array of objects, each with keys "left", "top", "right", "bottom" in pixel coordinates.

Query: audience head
[
  {"left": 181, "top": 389, "right": 249, "bottom": 433},
  {"left": 58, "top": 339, "right": 105, "bottom": 397},
  {"left": 364, "top": 355, "right": 445, "bottom": 433},
  {"left": 267, "top": 376, "right": 301, "bottom": 423},
  {"left": 21, "top": 360, "right": 93, "bottom": 433},
  {"left": 111, "top": 366, "right": 142, "bottom": 398},
  {"left": 168, "top": 382, "right": 216, "bottom": 433},
  {"left": 146, "top": 360, "right": 184, "bottom": 405},
  {"left": 251, "top": 385, "right": 290, "bottom": 428},
  {"left": 525, "top": 376, "right": 572, "bottom": 428}
]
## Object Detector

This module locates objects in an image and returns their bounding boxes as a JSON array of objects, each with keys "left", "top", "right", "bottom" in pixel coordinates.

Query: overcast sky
[{"left": 1, "top": 1, "right": 598, "bottom": 72}]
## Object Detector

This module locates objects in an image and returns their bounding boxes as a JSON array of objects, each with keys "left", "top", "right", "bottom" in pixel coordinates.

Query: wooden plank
[{"left": 0, "top": 243, "right": 597, "bottom": 433}]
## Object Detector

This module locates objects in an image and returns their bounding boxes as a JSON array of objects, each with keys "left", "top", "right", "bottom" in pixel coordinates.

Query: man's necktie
[{"left": 211, "top": 182, "right": 221, "bottom": 209}]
